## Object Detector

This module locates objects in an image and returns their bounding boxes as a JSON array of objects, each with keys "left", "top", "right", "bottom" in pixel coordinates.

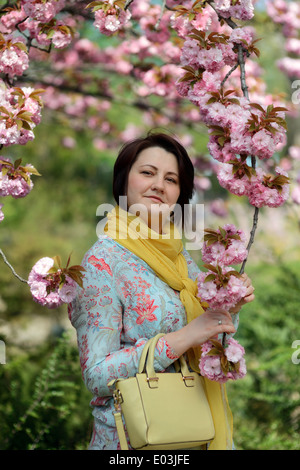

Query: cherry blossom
[
  {"left": 21, "top": 0, "right": 65, "bottom": 23},
  {"left": 0, "top": 157, "right": 40, "bottom": 198},
  {"left": 0, "top": 34, "right": 29, "bottom": 78},
  {"left": 199, "top": 338, "right": 247, "bottom": 383},
  {"left": 248, "top": 166, "right": 290, "bottom": 208},
  {"left": 197, "top": 264, "right": 247, "bottom": 311},
  {"left": 202, "top": 224, "right": 248, "bottom": 266},
  {"left": 88, "top": 1, "right": 131, "bottom": 36},
  {"left": 28, "top": 256, "right": 85, "bottom": 309}
]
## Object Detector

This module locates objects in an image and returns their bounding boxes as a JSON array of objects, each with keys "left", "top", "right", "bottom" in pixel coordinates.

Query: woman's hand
[
  {"left": 164, "top": 308, "right": 235, "bottom": 357},
  {"left": 229, "top": 273, "right": 255, "bottom": 314}
]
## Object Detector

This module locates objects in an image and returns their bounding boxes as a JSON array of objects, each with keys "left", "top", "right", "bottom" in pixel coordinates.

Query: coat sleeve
[{"left": 68, "top": 249, "right": 180, "bottom": 399}]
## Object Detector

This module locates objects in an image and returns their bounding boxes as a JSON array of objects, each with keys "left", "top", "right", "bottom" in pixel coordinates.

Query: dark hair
[{"left": 113, "top": 131, "right": 194, "bottom": 220}]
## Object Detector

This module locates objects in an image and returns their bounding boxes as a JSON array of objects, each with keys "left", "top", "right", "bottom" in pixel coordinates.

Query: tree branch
[
  {"left": 14, "top": 75, "right": 201, "bottom": 129},
  {"left": 0, "top": 249, "right": 28, "bottom": 284},
  {"left": 237, "top": 43, "right": 249, "bottom": 100}
]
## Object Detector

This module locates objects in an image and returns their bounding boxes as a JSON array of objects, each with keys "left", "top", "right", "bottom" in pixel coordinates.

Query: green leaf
[
  {"left": 250, "top": 103, "right": 265, "bottom": 113},
  {"left": 53, "top": 255, "right": 62, "bottom": 269},
  {"left": 21, "top": 120, "right": 32, "bottom": 130},
  {"left": 14, "top": 158, "right": 22, "bottom": 169},
  {"left": 203, "top": 263, "right": 218, "bottom": 273},
  {"left": 204, "top": 273, "right": 216, "bottom": 283}
]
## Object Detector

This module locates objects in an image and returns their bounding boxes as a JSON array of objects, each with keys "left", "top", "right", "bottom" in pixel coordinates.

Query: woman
[{"left": 69, "top": 131, "right": 254, "bottom": 450}]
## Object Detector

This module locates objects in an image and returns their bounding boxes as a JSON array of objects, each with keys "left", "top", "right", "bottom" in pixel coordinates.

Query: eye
[
  {"left": 141, "top": 170, "right": 153, "bottom": 176},
  {"left": 166, "top": 177, "right": 177, "bottom": 184}
]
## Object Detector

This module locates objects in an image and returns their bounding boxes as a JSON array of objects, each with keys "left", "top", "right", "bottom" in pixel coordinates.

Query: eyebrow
[{"left": 139, "top": 164, "right": 179, "bottom": 177}]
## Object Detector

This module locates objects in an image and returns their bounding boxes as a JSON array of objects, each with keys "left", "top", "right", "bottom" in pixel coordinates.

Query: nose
[{"left": 151, "top": 175, "right": 165, "bottom": 193}]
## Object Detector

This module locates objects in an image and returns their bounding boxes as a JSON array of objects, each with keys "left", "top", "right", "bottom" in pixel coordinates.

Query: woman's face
[{"left": 126, "top": 146, "right": 180, "bottom": 232}]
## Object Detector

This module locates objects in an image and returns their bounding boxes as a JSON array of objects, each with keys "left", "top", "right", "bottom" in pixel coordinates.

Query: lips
[{"left": 145, "top": 195, "right": 163, "bottom": 203}]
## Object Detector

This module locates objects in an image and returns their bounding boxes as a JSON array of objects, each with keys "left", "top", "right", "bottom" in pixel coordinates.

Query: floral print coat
[{"left": 69, "top": 235, "right": 238, "bottom": 450}]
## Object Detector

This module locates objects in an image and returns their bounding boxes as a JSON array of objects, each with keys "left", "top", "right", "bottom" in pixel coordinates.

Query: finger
[
  {"left": 215, "top": 312, "right": 235, "bottom": 328},
  {"left": 216, "top": 323, "right": 236, "bottom": 336},
  {"left": 243, "top": 293, "right": 255, "bottom": 304},
  {"left": 243, "top": 278, "right": 252, "bottom": 288},
  {"left": 241, "top": 273, "right": 253, "bottom": 288},
  {"left": 207, "top": 307, "right": 230, "bottom": 316},
  {"left": 245, "top": 285, "right": 255, "bottom": 296}
]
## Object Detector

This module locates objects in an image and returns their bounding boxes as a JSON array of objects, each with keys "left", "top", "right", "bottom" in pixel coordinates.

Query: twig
[
  {"left": 239, "top": 206, "right": 259, "bottom": 275},
  {"left": 236, "top": 46, "right": 260, "bottom": 273},
  {"left": 124, "top": 0, "right": 134, "bottom": 10},
  {"left": 220, "top": 62, "right": 239, "bottom": 89},
  {"left": 155, "top": 0, "right": 166, "bottom": 30},
  {"left": 0, "top": 248, "right": 28, "bottom": 283}
]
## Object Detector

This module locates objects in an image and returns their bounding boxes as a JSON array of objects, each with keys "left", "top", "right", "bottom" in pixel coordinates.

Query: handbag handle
[
  {"left": 138, "top": 333, "right": 193, "bottom": 386},
  {"left": 137, "top": 334, "right": 163, "bottom": 374}
]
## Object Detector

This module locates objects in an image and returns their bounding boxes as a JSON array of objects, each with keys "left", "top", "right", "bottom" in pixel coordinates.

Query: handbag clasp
[
  {"left": 182, "top": 375, "right": 195, "bottom": 387},
  {"left": 146, "top": 376, "right": 159, "bottom": 388},
  {"left": 113, "top": 389, "right": 123, "bottom": 411}
]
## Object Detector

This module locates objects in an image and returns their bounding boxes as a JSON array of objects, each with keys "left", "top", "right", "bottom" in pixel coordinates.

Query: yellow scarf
[{"left": 104, "top": 205, "right": 233, "bottom": 450}]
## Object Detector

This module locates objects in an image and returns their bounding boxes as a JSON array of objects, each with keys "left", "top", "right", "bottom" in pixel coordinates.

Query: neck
[
  {"left": 127, "top": 206, "right": 171, "bottom": 235},
  {"left": 147, "top": 213, "right": 165, "bottom": 234}
]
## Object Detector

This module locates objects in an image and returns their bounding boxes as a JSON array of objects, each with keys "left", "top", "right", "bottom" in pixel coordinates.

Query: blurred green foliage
[
  {"left": 0, "top": 333, "right": 92, "bottom": 450},
  {"left": 227, "top": 261, "right": 300, "bottom": 450}
]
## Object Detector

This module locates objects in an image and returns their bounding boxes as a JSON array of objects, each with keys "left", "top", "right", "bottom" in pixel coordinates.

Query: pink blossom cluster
[
  {"left": 176, "top": 23, "right": 287, "bottom": 157},
  {"left": 213, "top": 0, "right": 254, "bottom": 21},
  {"left": 0, "top": 34, "right": 29, "bottom": 78},
  {"left": 199, "top": 338, "right": 247, "bottom": 383},
  {"left": 137, "top": 64, "right": 182, "bottom": 98},
  {"left": 267, "top": 1, "right": 300, "bottom": 79},
  {"left": 0, "top": 0, "right": 73, "bottom": 56},
  {"left": 277, "top": 57, "right": 300, "bottom": 80},
  {"left": 179, "top": 27, "right": 255, "bottom": 76},
  {"left": 205, "top": 99, "right": 285, "bottom": 164},
  {"left": 176, "top": 18, "right": 289, "bottom": 208},
  {"left": 217, "top": 163, "right": 290, "bottom": 208},
  {"left": 28, "top": 257, "right": 78, "bottom": 309},
  {"left": 267, "top": 1, "right": 300, "bottom": 37},
  {"left": 139, "top": 5, "right": 171, "bottom": 43},
  {"left": 202, "top": 224, "right": 248, "bottom": 266},
  {"left": 0, "top": 157, "right": 38, "bottom": 198},
  {"left": 91, "top": 2, "right": 131, "bottom": 36},
  {"left": 0, "top": 82, "right": 43, "bottom": 147},
  {"left": 248, "top": 166, "right": 290, "bottom": 208},
  {"left": 197, "top": 264, "right": 247, "bottom": 311},
  {"left": 21, "top": 0, "right": 65, "bottom": 23}
]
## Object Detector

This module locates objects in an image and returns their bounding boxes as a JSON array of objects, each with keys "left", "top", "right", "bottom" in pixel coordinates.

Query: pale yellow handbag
[{"left": 109, "top": 333, "right": 215, "bottom": 450}]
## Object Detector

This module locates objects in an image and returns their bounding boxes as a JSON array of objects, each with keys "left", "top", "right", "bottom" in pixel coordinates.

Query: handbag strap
[{"left": 113, "top": 410, "right": 129, "bottom": 450}]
